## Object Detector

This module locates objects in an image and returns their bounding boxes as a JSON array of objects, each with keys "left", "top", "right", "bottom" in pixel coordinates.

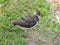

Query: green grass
[{"left": 0, "top": 0, "right": 60, "bottom": 45}]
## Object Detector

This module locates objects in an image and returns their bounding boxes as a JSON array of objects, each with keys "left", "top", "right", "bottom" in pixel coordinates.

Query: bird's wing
[
  {"left": 21, "top": 15, "right": 36, "bottom": 23},
  {"left": 21, "top": 15, "right": 31, "bottom": 19}
]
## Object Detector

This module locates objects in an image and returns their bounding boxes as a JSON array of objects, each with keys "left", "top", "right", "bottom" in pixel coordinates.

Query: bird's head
[{"left": 33, "top": 10, "right": 40, "bottom": 16}]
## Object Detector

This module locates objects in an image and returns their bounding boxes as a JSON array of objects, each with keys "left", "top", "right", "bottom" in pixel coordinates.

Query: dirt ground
[
  {"left": 46, "top": 0, "right": 60, "bottom": 22},
  {"left": 26, "top": 0, "right": 60, "bottom": 45}
]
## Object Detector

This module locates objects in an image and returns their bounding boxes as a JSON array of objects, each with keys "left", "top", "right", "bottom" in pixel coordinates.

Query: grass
[{"left": 0, "top": 0, "right": 60, "bottom": 45}]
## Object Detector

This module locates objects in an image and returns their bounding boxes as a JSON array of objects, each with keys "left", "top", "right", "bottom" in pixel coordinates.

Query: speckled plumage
[{"left": 11, "top": 10, "right": 40, "bottom": 28}]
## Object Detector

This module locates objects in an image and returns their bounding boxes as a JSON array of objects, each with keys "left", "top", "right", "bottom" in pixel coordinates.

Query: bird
[{"left": 11, "top": 10, "right": 40, "bottom": 28}]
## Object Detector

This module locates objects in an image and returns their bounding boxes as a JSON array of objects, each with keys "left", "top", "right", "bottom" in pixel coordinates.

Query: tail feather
[{"left": 11, "top": 20, "right": 18, "bottom": 26}]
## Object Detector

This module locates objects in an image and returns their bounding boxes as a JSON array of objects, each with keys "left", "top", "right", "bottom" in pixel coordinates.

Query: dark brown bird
[{"left": 11, "top": 10, "right": 40, "bottom": 28}]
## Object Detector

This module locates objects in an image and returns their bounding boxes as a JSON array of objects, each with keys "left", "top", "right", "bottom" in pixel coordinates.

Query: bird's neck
[
  {"left": 33, "top": 11, "right": 37, "bottom": 15},
  {"left": 34, "top": 14, "right": 39, "bottom": 17}
]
